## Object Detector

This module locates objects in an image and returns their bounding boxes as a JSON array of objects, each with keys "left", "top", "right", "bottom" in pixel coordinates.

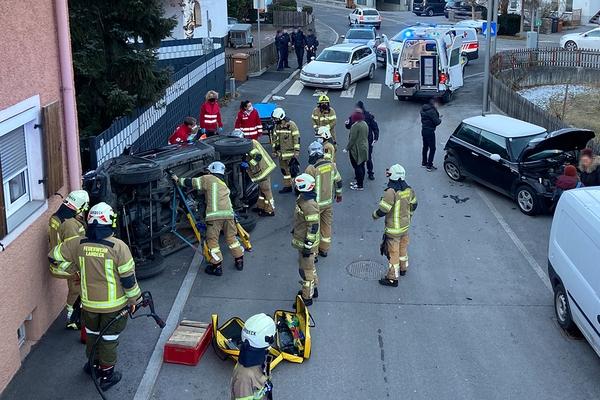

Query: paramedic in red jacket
[
  {"left": 168, "top": 117, "right": 197, "bottom": 144},
  {"left": 199, "top": 90, "right": 223, "bottom": 136},
  {"left": 235, "top": 100, "right": 263, "bottom": 140}
]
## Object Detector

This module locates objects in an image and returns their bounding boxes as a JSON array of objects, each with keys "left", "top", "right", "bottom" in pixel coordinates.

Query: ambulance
[{"left": 383, "top": 26, "right": 465, "bottom": 103}]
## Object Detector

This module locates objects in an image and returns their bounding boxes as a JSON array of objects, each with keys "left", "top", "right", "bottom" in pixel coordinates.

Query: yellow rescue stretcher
[{"left": 211, "top": 295, "right": 314, "bottom": 369}]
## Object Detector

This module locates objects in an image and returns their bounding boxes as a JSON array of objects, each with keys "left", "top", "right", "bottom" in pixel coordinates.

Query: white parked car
[
  {"left": 560, "top": 27, "right": 600, "bottom": 50},
  {"left": 300, "top": 43, "right": 377, "bottom": 90},
  {"left": 348, "top": 7, "right": 382, "bottom": 29}
]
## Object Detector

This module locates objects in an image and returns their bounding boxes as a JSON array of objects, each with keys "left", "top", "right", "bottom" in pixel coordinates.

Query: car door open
[{"left": 447, "top": 35, "right": 464, "bottom": 90}]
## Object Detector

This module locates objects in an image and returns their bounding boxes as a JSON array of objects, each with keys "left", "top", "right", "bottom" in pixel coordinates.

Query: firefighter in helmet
[
  {"left": 230, "top": 313, "right": 276, "bottom": 400},
  {"left": 291, "top": 173, "right": 320, "bottom": 306},
  {"left": 373, "top": 164, "right": 418, "bottom": 287},
  {"left": 304, "top": 141, "right": 342, "bottom": 261},
  {"left": 271, "top": 107, "right": 300, "bottom": 194},
  {"left": 48, "top": 189, "right": 89, "bottom": 329},
  {"left": 172, "top": 162, "right": 244, "bottom": 275},
  {"left": 311, "top": 95, "right": 337, "bottom": 146},
  {"left": 48, "top": 202, "right": 142, "bottom": 391},
  {"left": 315, "top": 126, "right": 336, "bottom": 163}
]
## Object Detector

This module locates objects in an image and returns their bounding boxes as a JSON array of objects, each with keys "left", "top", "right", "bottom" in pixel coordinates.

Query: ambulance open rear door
[{"left": 447, "top": 35, "right": 464, "bottom": 91}]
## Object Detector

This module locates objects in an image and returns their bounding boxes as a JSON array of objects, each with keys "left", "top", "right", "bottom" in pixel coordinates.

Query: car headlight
[{"left": 333, "top": 73, "right": 342, "bottom": 78}]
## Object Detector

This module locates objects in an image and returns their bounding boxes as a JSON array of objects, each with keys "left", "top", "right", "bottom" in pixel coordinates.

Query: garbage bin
[
  {"left": 557, "top": 18, "right": 563, "bottom": 32},
  {"left": 551, "top": 17, "right": 559, "bottom": 33},
  {"left": 232, "top": 53, "right": 250, "bottom": 82}
]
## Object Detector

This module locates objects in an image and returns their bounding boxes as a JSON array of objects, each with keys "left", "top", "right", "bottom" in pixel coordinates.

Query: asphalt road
[{"left": 2, "top": 4, "right": 600, "bottom": 400}]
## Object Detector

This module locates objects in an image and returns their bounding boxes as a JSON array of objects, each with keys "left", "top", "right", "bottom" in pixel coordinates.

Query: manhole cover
[
  {"left": 346, "top": 260, "right": 387, "bottom": 280},
  {"left": 551, "top": 318, "right": 585, "bottom": 341}
]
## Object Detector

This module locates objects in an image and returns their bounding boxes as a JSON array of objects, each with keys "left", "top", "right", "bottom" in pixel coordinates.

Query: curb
[{"left": 261, "top": 70, "right": 300, "bottom": 103}]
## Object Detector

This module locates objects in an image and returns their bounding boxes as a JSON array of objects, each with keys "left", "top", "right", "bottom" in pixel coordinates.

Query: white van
[
  {"left": 548, "top": 188, "right": 600, "bottom": 358},
  {"left": 383, "top": 26, "right": 464, "bottom": 103}
]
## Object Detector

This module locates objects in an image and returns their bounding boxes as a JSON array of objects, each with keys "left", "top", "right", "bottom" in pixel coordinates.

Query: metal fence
[
  {"left": 225, "top": 42, "right": 279, "bottom": 76},
  {"left": 487, "top": 48, "right": 600, "bottom": 132},
  {"left": 88, "top": 42, "right": 226, "bottom": 169}
]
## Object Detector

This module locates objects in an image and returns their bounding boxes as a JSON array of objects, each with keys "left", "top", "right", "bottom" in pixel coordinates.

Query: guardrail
[
  {"left": 491, "top": 47, "right": 600, "bottom": 72},
  {"left": 225, "top": 42, "right": 279, "bottom": 76}
]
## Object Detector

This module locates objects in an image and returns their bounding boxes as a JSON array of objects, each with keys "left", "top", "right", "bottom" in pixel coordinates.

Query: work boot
[
  {"left": 293, "top": 296, "right": 313, "bottom": 308},
  {"left": 251, "top": 207, "right": 262, "bottom": 213},
  {"left": 99, "top": 366, "right": 122, "bottom": 392},
  {"left": 378, "top": 278, "right": 398, "bottom": 287},
  {"left": 83, "top": 361, "right": 101, "bottom": 377},
  {"left": 368, "top": 173, "right": 375, "bottom": 180},
  {"left": 297, "top": 288, "right": 318, "bottom": 299},
  {"left": 259, "top": 210, "right": 275, "bottom": 217},
  {"left": 318, "top": 250, "right": 328, "bottom": 258},
  {"left": 235, "top": 257, "right": 244, "bottom": 271},
  {"left": 278, "top": 186, "right": 292, "bottom": 194},
  {"left": 400, "top": 270, "right": 407, "bottom": 276},
  {"left": 205, "top": 263, "right": 223, "bottom": 276}
]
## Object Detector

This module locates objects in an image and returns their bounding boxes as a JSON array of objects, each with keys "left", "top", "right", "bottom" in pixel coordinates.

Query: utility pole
[
  {"left": 258, "top": 8, "right": 262, "bottom": 72},
  {"left": 482, "top": 0, "right": 493, "bottom": 114},
  {"left": 491, "top": 0, "right": 499, "bottom": 55}
]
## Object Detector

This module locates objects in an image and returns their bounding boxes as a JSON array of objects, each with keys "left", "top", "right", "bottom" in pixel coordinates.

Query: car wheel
[
  {"left": 244, "top": 181, "right": 259, "bottom": 207},
  {"left": 516, "top": 185, "right": 541, "bottom": 215},
  {"left": 348, "top": 17, "right": 352, "bottom": 26},
  {"left": 368, "top": 64, "right": 375, "bottom": 80},
  {"left": 237, "top": 212, "right": 257, "bottom": 232},
  {"left": 415, "top": 12, "right": 422, "bottom": 16},
  {"left": 564, "top": 41, "right": 577, "bottom": 51},
  {"left": 342, "top": 74, "right": 351, "bottom": 90},
  {"left": 444, "top": 158, "right": 465, "bottom": 182},
  {"left": 441, "top": 91, "right": 452, "bottom": 103},
  {"left": 554, "top": 283, "right": 576, "bottom": 330},
  {"left": 376, "top": 24, "right": 381, "bottom": 29},
  {"left": 397, "top": 95, "right": 406, "bottom": 101},
  {"left": 135, "top": 253, "right": 166, "bottom": 280},
  {"left": 112, "top": 157, "right": 163, "bottom": 185},
  {"left": 212, "top": 137, "right": 254, "bottom": 155},
  {"left": 427, "top": 9, "right": 434, "bottom": 16}
]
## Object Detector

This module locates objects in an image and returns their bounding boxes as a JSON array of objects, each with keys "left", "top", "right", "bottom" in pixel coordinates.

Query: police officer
[
  {"left": 271, "top": 107, "right": 300, "bottom": 194},
  {"left": 291, "top": 26, "right": 306, "bottom": 69},
  {"left": 292, "top": 174, "right": 320, "bottom": 306},
  {"left": 305, "top": 142, "right": 342, "bottom": 260},
  {"left": 305, "top": 28, "right": 319, "bottom": 64},
  {"left": 232, "top": 130, "right": 277, "bottom": 217},
  {"left": 172, "top": 162, "right": 244, "bottom": 275},
  {"left": 281, "top": 28, "right": 291, "bottom": 68},
  {"left": 373, "top": 165, "right": 418, "bottom": 287},
  {"left": 312, "top": 95, "right": 337, "bottom": 146},
  {"left": 48, "top": 202, "right": 142, "bottom": 391},
  {"left": 315, "top": 126, "right": 336, "bottom": 163},
  {"left": 230, "top": 313, "right": 276, "bottom": 400},
  {"left": 48, "top": 190, "right": 89, "bottom": 329},
  {"left": 275, "top": 30, "right": 287, "bottom": 71}
]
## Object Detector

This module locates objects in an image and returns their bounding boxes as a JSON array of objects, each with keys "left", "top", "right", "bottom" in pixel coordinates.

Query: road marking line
[
  {"left": 476, "top": 187, "right": 552, "bottom": 292},
  {"left": 132, "top": 252, "right": 202, "bottom": 400},
  {"left": 367, "top": 83, "right": 382, "bottom": 99},
  {"left": 285, "top": 80, "right": 304, "bottom": 96},
  {"left": 261, "top": 70, "right": 299, "bottom": 103},
  {"left": 340, "top": 83, "right": 357, "bottom": 98},
  {"left": 313, "top": 89, "right": 329, "bottom": 97}
]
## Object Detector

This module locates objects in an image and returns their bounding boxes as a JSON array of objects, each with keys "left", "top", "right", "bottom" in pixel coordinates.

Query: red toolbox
[{"left": 164, "top": 320, "right": 213, "bottom": 366}]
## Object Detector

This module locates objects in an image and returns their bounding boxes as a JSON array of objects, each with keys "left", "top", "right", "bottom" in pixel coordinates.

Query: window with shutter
[
  {"left": 42, "top": 101, "right": 64, "bottom": 198},
  {"left": 0, "top": 164, "right": 6, "bottom": 239},
  {"left": 0, "top": 126, "right": 30, "bottom": 216}
]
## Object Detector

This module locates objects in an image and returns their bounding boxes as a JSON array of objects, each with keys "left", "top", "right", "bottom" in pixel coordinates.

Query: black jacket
[
  {"left": 292, "top": 31, "right": 305, "bottom": 48},
  {"left": 305, "top": 34, "right": 319, "bottom": 50},
  {"left": 420, "top": 104, "right": 441, "bottom": 131},
  {"left": 345, "top": 111, "right": 379, "bottom": 142},
  {"left": 275, "top": 35, "right": 288, "bottom": 50},
  {"left": 579, "top": 156, "right": 600, "bottom": 187}
]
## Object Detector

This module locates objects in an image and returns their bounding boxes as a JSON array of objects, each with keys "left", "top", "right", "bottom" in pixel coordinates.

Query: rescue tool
[{"left": 88, "top": 291, "right": 165, "bottom": 399}]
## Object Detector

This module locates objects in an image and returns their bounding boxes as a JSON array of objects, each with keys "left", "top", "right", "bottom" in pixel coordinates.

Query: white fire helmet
[
  {"left": 64, "top": 190, "right": 90, "bottom": 213},
  {"left": 315, "top": 126, "right": 332, "bottom": 140},
  {"left": 308, "top": 141, "right": 324, "bottom": 158},
  {"left": 230, "top": 129, "right": 244, "bottom": 138},
  {"left": 241, "top": 313, "right": 276, "bottom": 349},
  {"left": 388, "top": 164, "right": 406, "bottom": 181},
  {"left": 208, "top": 161, "right": 226, "bottom": 175},
  {"left": 87, "top": 202, "right": 116, "bottom": 227},
  {"left": 294, "top": 173, "right": 316, "bottom": 192}
]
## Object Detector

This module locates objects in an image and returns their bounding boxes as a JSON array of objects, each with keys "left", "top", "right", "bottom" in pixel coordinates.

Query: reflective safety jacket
[
  {"left": 292, "top": 192, "right": 320, "bottom": 250},
  {"left": 230, "top": 363, "right": 270, "bottom": 400},
  {"left": 177, "top": 174, "right": 234, "bottom": 221},
  {"left": 48, "top": 214, "right": 86, "bottom": 249},
  {"left": 323, "top": 141, "right": 336, "bottom": 163},
  {"left": 304, "top": 158, "right": 342, "bottom": 207},
  {"left": 373, "top": 181, "right": 418, "bottom": 235},
  {"left": 199, "top": 101, "right": 223, "bottom": 131},
  {"left": 48, "top": 236, "right": 140, "bottom": 313},
  {"left": 235, "top": 109, "right": 263, "bottom": 140},
  {"left": 273, "top": 119, "right": 300, "bottom": 160},
  {"left": 311, "top": 107, "right": 337, "bottom": 143},
  {"left": 246, "top": 140, "right": 276, "bottom": 183}
]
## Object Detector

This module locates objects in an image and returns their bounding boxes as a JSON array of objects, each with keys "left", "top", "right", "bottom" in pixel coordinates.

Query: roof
[
  {"left": 326, "top": 43, "right": 366, "bottom": 51},
  {"left": 462, "top": 115, "right": 547, "bottom": 137},
  {"left": 562, "top": 188, "right": 600, "bottom": 223}
]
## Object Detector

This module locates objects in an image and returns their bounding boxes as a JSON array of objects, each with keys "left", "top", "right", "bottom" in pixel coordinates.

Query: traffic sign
[
  {"left": 482, "top": 21, "right": 497, "bottom": 37},
  {"left": 535, "top": 19, "right": 542, "bottom": 26}
]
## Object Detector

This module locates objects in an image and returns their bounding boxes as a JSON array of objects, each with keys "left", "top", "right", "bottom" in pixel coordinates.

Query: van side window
[
  {"left": 479, "top": 130, "right": 509, "bottom": 159},
  {"left": 454, "top": 124, "right": 480, "bottom": 146}
]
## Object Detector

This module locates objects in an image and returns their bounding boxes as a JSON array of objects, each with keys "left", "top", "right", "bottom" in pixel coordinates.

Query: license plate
[{"left": 310, "top": 78, "right": 323, "bottom": 83}]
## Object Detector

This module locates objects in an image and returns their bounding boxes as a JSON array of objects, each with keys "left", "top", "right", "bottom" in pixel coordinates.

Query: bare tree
[{"left": 462, "top": 0, "right": 487, "bottom": 19}]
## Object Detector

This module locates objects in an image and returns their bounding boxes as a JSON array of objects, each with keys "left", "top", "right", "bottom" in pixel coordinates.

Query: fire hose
[{"left": 88, "top": 291, "right": 165, "bottom": 399}]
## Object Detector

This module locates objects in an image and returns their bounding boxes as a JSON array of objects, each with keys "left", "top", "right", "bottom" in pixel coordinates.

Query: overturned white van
[
  {"left": 383, "top": 27, "right": 464, "bottom": 103},
  {"left": 548, "top": 187, "right": 600, "bottom": 358}
]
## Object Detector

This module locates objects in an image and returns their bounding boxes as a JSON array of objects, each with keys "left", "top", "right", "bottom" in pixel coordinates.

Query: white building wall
[
  {"left": 163, "top": 0, "right": 227, "bottom": 40},
  {"left": 573, "top": 0, "right": 600, "bottom": 21}
]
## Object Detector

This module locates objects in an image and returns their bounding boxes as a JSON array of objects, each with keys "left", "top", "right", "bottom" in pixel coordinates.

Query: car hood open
[{"left": 519, "top": 128, "right": 595, "bottom": 161}]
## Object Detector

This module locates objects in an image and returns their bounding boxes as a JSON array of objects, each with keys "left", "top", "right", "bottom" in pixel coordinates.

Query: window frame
[{"left": 478, "top": 129, "right": 510, "bottom": 160}]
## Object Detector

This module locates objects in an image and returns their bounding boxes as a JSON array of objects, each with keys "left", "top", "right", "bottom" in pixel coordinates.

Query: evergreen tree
[{"left": 69, "top": 0, "right": 177, "bottom": 139}]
